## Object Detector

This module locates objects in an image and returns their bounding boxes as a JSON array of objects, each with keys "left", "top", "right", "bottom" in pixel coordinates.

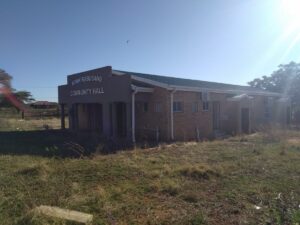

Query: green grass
[{"left": 0, "top": 123, "right": 300, "bottom": 224}]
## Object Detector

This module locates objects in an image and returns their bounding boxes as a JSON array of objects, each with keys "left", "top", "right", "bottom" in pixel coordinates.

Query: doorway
[
  {"left": 286, "top": 107, "right": 291, "bottom": 125},
  {"left": 77, "top": 103, "right": 103, "bottom": 132},
  {"left": 115, "top": 102, "right": 127, "bottom": 138},
  {"left": 241, "top": 108, "right": 250, "bottom": 133},
  {"left": 212, "top": 102, "right": 221, "bottom": 130}
]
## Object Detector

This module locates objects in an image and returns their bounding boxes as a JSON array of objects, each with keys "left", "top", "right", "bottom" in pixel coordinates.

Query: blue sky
[{"left": 1, "top": 0, "right": 300, "bottom": 101}]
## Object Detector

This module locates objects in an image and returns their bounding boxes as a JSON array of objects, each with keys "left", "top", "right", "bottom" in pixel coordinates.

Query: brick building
[{"left": 58, "top": 66, "right": 291, "bottom": 142}]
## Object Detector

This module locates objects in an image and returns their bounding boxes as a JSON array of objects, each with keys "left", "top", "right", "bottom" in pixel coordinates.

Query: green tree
[
  {"left": 248, "top": 62, "right": 300, "bottom": 106},
  {"left": 0, "top": 69, "right": 35, "bottom": 111},
  {"left": 0, "top": 90, "right": 35, "bottom": 107},
  {"left": 14, "top": 91, "right": 35, "bottom": 104},
  {"left": 0, "top": 69, "right": 12, "bottom": 88}
]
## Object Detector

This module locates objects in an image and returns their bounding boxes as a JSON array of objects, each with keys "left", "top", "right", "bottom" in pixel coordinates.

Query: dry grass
[
  {"left": 0, "top": 122, "right": 300, "bottom": 224},
  {"left": 0, "top": 117, "right": 66, "bottom": 131}
]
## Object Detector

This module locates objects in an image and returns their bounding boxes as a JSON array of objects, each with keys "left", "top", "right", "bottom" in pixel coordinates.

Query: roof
[
  {"left": 227, "top": 94, "right": 254, "bottom": 101},
  {"left": 114, "top": 70, "right": 280, "bottom": 96},
  {"left": 30, "top": 101, "right": 58, "bottom": 106}
]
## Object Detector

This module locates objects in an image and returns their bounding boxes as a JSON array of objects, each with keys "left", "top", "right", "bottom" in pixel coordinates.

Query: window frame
[
  {"left": 264, "top": 97, "right": 273, "bottom": 119},
  {"left": 202, "top": 101, "right": 209, "bottom": 111},
  {"left": 200, "top": 92, "right": 210, "bottom": 101},
  {"left": 154, "top": 102, "right": 162, "bottom": 113},
  {"left": 192, "top": 102, "right": 198, "bottom": 113},
  {"left": 143, "top": 102, "right": 148, "bottom": 113},
  {"left": 173, "top": 101, "right": 183, "bottom": 113}
]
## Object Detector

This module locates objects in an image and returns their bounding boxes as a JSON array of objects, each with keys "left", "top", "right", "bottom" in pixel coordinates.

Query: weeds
[
  {"left": 160, "top": 179, "right": 181, "bottom": 196},
  {"left": 177, "top": 165, "right": 220, "bottom": 180},
  {"left": 0, "top": 130, "right": 300, "bottom": 224},
  {"left": 189, "top": 213, "right": 207, "bottom": 225}
]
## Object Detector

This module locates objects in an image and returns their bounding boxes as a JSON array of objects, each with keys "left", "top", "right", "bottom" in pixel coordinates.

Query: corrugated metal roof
[{"left": 115, "top": 70, "right": 278, "bottom": 95}]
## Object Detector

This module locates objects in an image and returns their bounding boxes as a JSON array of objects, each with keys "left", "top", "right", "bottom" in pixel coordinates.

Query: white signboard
[
  {"left": 71, "top": 75, "right": 102, "bottom": 86},
  {"left": 70, "top": 75, "right": 104, "bottom": 96},
  {"left": 70, "top": 87, "right": 104, "bottom": 96}
]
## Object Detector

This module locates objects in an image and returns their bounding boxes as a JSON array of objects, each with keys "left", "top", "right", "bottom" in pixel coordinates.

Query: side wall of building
[
  {"left": 172, "top": 91, "right": 212, "bottom": 141},
  {"left": 135, "top": 87, "right": 171, "bottom": 141},
  {"left": 210, "top": 93, "right": 239, "bottom": 135}
]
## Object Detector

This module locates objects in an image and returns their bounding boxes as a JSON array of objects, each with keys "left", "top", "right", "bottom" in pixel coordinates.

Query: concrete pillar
[
  {"left": 132, "top": 91, "right": 137, "bottom": 143},
  {"left": 170, "top": 89, "right": 176, "bottom": 141},
  {"left": 73, "top": 104, "right": 79, "bottom": 130},
  {"left": 68, "top": 104, "right": 73, "bottom": 130},
  {"left": 60, "top": 104, "right": 65, "bottom": 129},
  {"left": 126, "top": 102, "right": 131, "bottom": 141},
  {"left": 111, "top": 102, "right": 117, "bottom": 138},
  {"left": 102, "top": 102, "right": 111, "bottom": 138}
]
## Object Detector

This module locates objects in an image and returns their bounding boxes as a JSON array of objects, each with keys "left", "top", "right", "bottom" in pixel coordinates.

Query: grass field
[
  {"left": 0, "top": 119, "right": 300, "bottom": 224},
  {"left": 0, "top": 117, "right": 65, "bottom": 131}
]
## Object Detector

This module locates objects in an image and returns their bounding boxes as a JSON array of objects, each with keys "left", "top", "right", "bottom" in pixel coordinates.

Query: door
[
  {"left": 87, "top": 104, "right": 103, "bottom": 131},
  {"left": 286, "top": 107, "right": 291, "bottom": 125},
  {"left": 241, "top": 108, "right": 250, "bottom": 133},
  {"left": 212, "top": 102, "right": 220, "bottom": 130},
  {"left": 115, "top": 102, "right": 127, "bottom": 138}
]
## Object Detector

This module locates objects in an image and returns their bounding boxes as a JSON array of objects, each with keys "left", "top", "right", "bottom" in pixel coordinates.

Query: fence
[
  {"left": 136, "top": 127, "right": 160, "bottom": 142},
  {"left": 0, "top": 107, "right": 67, "bottom": 119}
]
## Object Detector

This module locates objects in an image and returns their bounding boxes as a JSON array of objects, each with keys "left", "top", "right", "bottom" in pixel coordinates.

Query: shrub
[
  {"left": 177, "top": 165, "right": 219, "bottom": 180},
  {"left": 181, "top": 192, "right": 198, "bottom": 203},
  {"left": 292, "top": 209, "right": 300, "bottom": 224},
  {"left": 189, "top": 213, "right": 207, "bottom": 225},
  {"left": 160, "top": 179, "right": 180, "bottom": 196}
]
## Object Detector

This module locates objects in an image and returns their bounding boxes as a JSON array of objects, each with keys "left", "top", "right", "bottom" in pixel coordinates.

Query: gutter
[{"left": 170, "top": 88, "right": 177, "bottom": 141}]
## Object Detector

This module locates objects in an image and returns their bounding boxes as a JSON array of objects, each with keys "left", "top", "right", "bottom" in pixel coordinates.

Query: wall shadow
[
  {"left": 0, "top": 130, "right": 135, "bottom": 157},
  {"left": 0, "top": 130, "right": 90, "bottom": 157}
]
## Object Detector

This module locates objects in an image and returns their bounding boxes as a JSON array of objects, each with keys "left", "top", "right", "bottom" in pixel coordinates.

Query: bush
[
  {"left": 189, "top": 213, "right": 207, "bottom": 225},
  {"left": 181, "top": 192, "right": 198, "bottom": 203},
  {"left": 160, "top": 179, "right": 180, "bottom": 196},
  {"left": 177, "top": 165, "right": 219, "bottom": 180}
]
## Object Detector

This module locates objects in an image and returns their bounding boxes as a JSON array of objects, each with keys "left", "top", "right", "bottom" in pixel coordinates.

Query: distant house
[
  {"left": 58, "top": 66, "right": 291, "bottom": 142},
  {"left": 30, "top": 101, "right": 58, "bottom": 109}
]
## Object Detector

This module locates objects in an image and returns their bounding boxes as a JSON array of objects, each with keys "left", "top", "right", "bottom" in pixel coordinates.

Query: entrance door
[
  {"left": 212, "top": 102, "right": 220, "bottom": 130},
  {"left": 87, "top": 104, "right": 103, "bottom": 131},
  {"left": 241, "top": 108, "right": 250, "bottom": 133},
  {"left": 115, "top": 102, "right": 127, "bottom": 138},
  {"left": 286, "top": 107, "right": 291, "bottom": 125},
  {"left": 77, "top": 103, "right": 103, "bottom": 132}
]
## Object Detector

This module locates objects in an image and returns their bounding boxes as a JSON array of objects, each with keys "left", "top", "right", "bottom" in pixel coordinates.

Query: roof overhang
[
  {"left": 277, "top": 97, "right": 290, "bottom": 103},
  {"left": 227, "top": 94, "right": 254, "bottom": 102},
  {"left": 113, "top": 70, "right": 282, "bottom": 97},
  {"left": 131, "top": 84, "right": 154, "bottom": 93}
]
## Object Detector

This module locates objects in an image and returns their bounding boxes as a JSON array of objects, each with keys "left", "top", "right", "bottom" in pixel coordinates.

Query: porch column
[
  {"left": 132, "top": 90, "right": 137, "bottom": 143},
  {"left": 126, "top": 102, "right": 131, "bottom": 140},
  {"left": 170, "top": 89, "right": 176, "bottom": 140},
  {"left": 60, "top": 104, "right": 65, "bottom": 129},
  {"left": 102, "top": 102, "right": 111, "bottom": 138}
]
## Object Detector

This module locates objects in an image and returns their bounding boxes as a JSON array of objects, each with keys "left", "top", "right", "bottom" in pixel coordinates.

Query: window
[
  {"left": 143, "top": 102, "right": 148, "bottom": 112},
  {"left": 154, "top": 102, "right": 162, "bottom": 112},
  {"left": 200, "top": 92, "right": 210, "bottom": 101},
  {"left": 192, "top": 102, "right": 198, "bottom": 113},
  {"left": 265, "top": 107, "right": 270, "bottom": 119},
  {"left": 202, "top": 102, "right": 209, "bottom": 111},
  {"left": 173, "top": 101, "right": 183, "bottom": 112},
  {"left": 264, "top": 97, "right": 273, "bottom": 119}
]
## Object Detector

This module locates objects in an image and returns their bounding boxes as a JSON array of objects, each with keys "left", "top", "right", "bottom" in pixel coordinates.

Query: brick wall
[
  {"left": 135, "top": 87, "right": 171, "bottom": 141},
  {"left": 134, "top": 88, "right": 289, "bottom": 142},
  {"left": 172, "top": 91, "right": 212, "bottom": 141},
  {"left": 210, "top": 93, "right": 239, "bottom": 135}
]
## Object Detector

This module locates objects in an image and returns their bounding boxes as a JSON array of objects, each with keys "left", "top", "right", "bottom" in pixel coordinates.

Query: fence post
[
  {"left": 61, "top": 104, "right": 65, "bottom": 130},
  {"left": 196, "top": 127, "right": 200, "bottom": 142}
]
